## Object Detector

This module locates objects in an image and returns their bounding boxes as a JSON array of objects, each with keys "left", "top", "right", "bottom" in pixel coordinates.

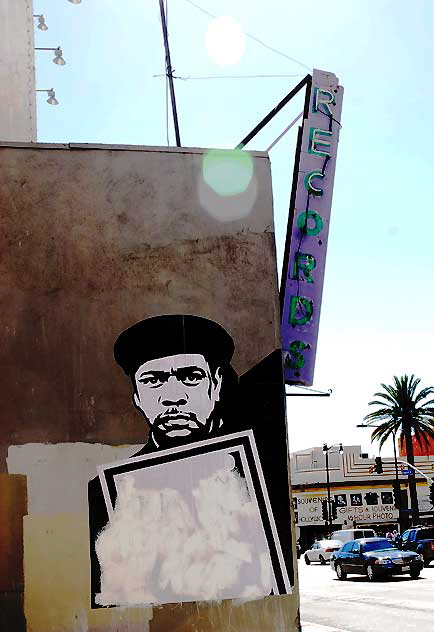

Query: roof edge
[{"left": 0, "top": 141, "right": 269, "bottom": 158}]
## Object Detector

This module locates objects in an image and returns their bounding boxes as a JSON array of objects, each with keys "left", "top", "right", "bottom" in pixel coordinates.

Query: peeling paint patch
[{"left": 7, "top": 443, "right": 141, "bottom": 513}]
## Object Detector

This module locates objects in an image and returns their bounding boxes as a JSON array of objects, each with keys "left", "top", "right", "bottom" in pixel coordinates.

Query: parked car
[
  {"left": 304, "top": 540, "right": 343, "bottom": 565},
  {"left": 330, "top": 528, "right": 376, "bottom": 545},
  {"left": 399, "top": 526, "right": 434, "bottom": 567},
  {"left": 331, "top": 537, "right": 423, "bottom": 581}
]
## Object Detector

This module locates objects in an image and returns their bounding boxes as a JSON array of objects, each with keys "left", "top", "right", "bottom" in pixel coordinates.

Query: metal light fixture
[
  {"left": 53, "top": 47, "right": 66, "bottom": 65},
  {"left": 35, "top": 47, "right": 66, "bottom": 66},
  {"left": 68, "top": 0, "right": 82, "bottom": 4},
  {"left": 36, "top": 89, "right": 59, "bottom": 105},
  {"left": 47, "top": 89, "right": 59, "bottom": 105},
  {"left": 33, "top": 14, "right": 48, "bottom": 31}
]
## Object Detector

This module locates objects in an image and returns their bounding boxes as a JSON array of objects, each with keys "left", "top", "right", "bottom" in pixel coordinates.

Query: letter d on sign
[{"left": 289, "top": 296, "right": 313, "bottom": 326}]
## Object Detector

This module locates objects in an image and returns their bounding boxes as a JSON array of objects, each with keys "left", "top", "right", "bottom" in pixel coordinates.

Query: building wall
[
  {"left": 0, "top": 143, "right": 300, "bottom": 632},
  {"left": 0, "top": 0, "right": 36, "bottom": 141},
  {"left": 399, "top": 435, "right": 434, "bottom": 457},
  {"left": 291, "top": 445, "right": 434, "bottom": 486}
]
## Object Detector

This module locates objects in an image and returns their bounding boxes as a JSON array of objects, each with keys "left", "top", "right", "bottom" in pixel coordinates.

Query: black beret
[{"left": 113, "top": 315, "right": 235, "bottom": 376}]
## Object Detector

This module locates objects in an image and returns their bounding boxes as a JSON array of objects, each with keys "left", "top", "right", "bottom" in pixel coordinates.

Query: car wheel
[
  {"left": 304, "top": 555, "right": 311, "bottom": 565},
  {"left": 410, "top": 569, "right": 420, "bottom": 579},
  {"left": 336, "top": 563, "right": 347, "bottom": 580},
  {"left": 422, "top": 554, "right": 430, "bottom": 568},
  {"left": 319, "top": 555, "right": 326, "bottom": 565},
  {"left": 366, "top": 564, "right": 376, "bottom": 581}
]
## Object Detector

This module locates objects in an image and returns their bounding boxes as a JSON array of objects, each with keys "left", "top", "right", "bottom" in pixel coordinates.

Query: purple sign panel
[{"left": 281, "top": 69, "right": 343, "bottom": 385}]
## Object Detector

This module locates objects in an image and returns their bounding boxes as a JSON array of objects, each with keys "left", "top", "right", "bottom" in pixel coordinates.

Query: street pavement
[{"left": 298, "top": 558, "right": 434, "bottom": 632}]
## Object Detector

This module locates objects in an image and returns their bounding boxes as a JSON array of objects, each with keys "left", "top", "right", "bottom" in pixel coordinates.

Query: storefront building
[{"left": 290, "top": 445, "right": 434, "bottom": 549}]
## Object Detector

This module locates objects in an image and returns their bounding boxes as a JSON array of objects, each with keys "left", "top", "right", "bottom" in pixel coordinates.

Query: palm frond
[
  {"left": 414, "top": 387, "right": 434, "bottom": 405},
  {"left": 370, "top": 392, "right": 397, "bottom": 406}
]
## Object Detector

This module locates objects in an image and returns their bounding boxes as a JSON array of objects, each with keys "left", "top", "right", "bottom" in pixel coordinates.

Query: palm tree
[{"left": 364, "top": 374, "right": 434, "bottom": 525}]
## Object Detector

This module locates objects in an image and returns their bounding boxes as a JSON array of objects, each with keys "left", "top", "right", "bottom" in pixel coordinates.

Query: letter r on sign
[
  {"left": 292, "top": 252, "right": 316, "bottom": 283},
  {"left": 313, "top": 87, "right": 335, "bottom": 116}
]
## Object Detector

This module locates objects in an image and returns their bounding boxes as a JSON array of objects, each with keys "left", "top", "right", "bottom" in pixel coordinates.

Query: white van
[{"left": 330, "top": 528, "right": 376, "bottom": 544}]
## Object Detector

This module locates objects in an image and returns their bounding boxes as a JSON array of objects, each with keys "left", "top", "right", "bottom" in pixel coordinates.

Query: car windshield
[
  {"left": 418, "top": 528, "right": 434, "bottom": 539},
  {"left": 361, "top": 539, "right": 395, "bottom": 552}
]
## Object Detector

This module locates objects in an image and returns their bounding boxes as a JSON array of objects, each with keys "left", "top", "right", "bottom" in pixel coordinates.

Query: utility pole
[
  {"left": 391, "top": 429, "right": 404, "bottom": 532},
  {"left": 325, "top": 447, "right": 331, "bottom": 530},
  {"left": 322, "top": 443, "right": 343, "bottom": 532},
  {"left": 158, "top": 0, "right": 181, "bottom": 146}
]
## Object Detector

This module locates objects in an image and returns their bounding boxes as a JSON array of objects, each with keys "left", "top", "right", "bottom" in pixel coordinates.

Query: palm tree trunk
[{"left": 403, "top": 422, "right": 419, "bottom": 525}]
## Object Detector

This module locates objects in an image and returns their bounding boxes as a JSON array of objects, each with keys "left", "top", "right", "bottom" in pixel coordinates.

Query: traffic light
[
  {"left": 429, "top": 482, "right": 434, "bottom": 506},
  {"left": 374, "top": 456, "right": 383, "bottom": 474},
  {"left": 331, "top": 500, "right": 337, "bottom": 520},
  {"left": 321, "top": 499, "right": 328, "bottom": 521},
  {"left": 392, "top": 480, "right": 401, "bottom": 509}
]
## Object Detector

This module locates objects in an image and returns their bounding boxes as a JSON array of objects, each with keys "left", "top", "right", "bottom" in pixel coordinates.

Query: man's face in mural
[{"left": 133, "top": 353, "right": 222, "bottom": 447}]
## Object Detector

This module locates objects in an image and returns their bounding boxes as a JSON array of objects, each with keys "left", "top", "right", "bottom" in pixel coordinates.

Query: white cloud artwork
[{"left": 95, "top": 451, "right": 273, "bottom": 605}]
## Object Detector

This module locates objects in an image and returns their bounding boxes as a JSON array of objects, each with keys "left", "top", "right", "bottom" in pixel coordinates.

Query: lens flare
[
  {"left": 203, "top": 149, "right": 253, "bottom": 197},
  {"left": 199, "top": 149, "right": 257, "bottom": 222},
  {"left": 205, "top": 16, "right": 246, "bottom": 67}
]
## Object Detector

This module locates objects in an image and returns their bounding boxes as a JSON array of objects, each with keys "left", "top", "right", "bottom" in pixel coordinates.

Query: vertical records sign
[{"left": 281, "top": 69, "right": 344, "bottom": 385}]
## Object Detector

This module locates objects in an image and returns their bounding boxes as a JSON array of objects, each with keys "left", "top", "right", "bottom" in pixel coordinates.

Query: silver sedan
[{"left": 304, "top": 540, "right": 343, "bottom": 565}]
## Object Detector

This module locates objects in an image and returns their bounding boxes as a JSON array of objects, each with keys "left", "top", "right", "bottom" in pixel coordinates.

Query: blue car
[{"left": 331, "top": 537, "right": 424, "bottom": 581}]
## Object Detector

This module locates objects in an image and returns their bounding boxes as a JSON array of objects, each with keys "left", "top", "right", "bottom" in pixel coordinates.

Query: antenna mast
[{"left": 158, "top": 0, "right": 181, "bottom": 147}]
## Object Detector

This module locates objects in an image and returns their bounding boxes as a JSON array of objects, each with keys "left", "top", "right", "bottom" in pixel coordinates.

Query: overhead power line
[
  {"left": 183, "top": 0, "right": 311, "bottom": 71},
  {"left": 153, "top": 73, "right": 306, "bottom": 80}
]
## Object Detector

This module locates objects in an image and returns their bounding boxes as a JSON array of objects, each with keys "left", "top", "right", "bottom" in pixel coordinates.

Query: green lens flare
[{"left": 202, "top": 149, "right": 254, "bottom": 197}]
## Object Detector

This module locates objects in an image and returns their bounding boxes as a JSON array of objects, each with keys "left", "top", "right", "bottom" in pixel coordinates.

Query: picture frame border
[{"left": 97, "top": 430, "right": 292, "bottom": 595}]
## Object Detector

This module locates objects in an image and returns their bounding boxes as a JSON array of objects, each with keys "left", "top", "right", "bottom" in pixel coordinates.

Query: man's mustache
[{"left": 155, "top": 410, "right": 199, "bottom": 429}]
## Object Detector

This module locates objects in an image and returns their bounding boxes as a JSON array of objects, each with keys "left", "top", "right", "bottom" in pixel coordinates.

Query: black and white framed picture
[
  {"left": 381, "top": 491, "right": 393, "bottom": 505},
  {"left": 334, "top": 493, "right": 347, "bottom": 507},
  {"left": 364, "top": 492, "right": 379, "bottom": 506},
  {"left": 95, "top": 431, "right": 291, "bottom": 605},
  {"left": 350, "top": 493, "right": 363, "bottom": 506}
]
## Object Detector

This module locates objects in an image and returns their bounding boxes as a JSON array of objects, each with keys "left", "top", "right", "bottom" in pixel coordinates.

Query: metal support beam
[{"left": 235, "top": 74, "right": 311, "bottom": 150}]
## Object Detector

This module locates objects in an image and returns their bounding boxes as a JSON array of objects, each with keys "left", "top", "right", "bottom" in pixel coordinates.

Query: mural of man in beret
[
  {"left": 88, "top": 315, "right": 293, "bottom": 607},
  {"left": 113, "top": 315, "right": 238, "bottom": 452}
]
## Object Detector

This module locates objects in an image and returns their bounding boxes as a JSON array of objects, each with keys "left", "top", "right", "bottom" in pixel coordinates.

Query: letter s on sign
[{"left": 284, "top": 340, "right": 310, "bottom": 369}]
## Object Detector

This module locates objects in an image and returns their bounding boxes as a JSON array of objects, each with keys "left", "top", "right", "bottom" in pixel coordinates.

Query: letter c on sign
[{"left": 304, "top": 170, "right": 324, "bottom": 196}]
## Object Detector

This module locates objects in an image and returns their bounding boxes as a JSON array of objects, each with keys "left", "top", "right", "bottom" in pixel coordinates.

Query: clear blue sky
[{"left": 33, "top": 0, "right": 434, "bottom": 456}]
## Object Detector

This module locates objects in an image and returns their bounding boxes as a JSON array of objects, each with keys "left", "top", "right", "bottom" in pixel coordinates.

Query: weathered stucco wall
[
  {"left": 0, "top": 1, "right": 36, "bottom": 142},
  {"left": 0, "top": 144, "right": 282, "bottom": 454},
  {"left": 0, "top": 143, "right": 299, "bottom": 631}
]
